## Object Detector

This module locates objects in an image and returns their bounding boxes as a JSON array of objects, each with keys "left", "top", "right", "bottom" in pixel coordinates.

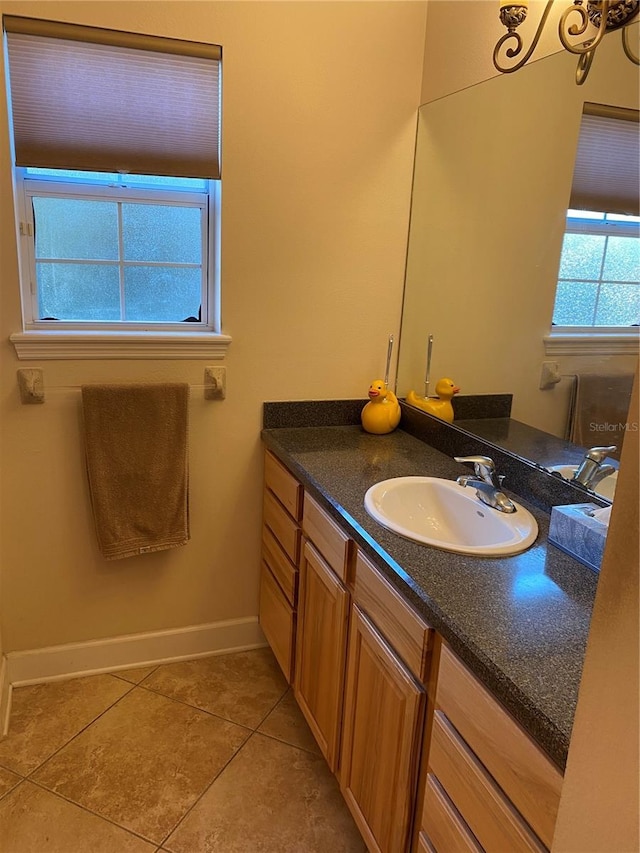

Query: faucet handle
[
  {"left": 454, "top": 455, "right": 496, "bottom": 481},
  {"left": 586, "top": 445, "right": 617, "bottom": 463}
]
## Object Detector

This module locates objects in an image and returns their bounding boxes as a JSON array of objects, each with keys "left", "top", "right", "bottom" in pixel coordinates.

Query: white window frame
[
  {"left": 545, "top": 211, "right": 639, "bottom": 356},
  {"left": 10, "top": 169, "right": 229, "bottom": 360}
]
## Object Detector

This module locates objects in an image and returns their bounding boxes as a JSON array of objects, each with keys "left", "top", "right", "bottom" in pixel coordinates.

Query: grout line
[
  {"left": 135, "top": 679, "right": 284, "bottom": 733},
  {"left": 23, "top": 680, "right": 138, "bottom": 782},
  {"left": 158, "top": 728, "right": 261, "bottom": 850},
  {"left": 26, "top": 777, "right": 161, "bottom": 847}
]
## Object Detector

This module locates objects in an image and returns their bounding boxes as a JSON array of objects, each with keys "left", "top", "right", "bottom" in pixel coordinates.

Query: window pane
[
  {"left": 558, "top": 233, "right": 605, "bottom": 280},
  {"left": 552, "top": 281, "right": 598, "bottom": 325},
  {"left": 602, "top": 236, "right": 640, "bottom": 282},
  {"left": 27, "top": 168, "right": 120, "bottom": 182},
  {"left": 37, "top": 263, "right": 121, "bottom": 320},
  {"left": 33, "top": 198, "right": 119, "bottom": 260},
  {"left": 123, "top": 174, "right": 207, "bottom": 190},
  {"left": 122, "top": 204, "right": 202, "bottom": 264},
  {"left": 595, "top": 284, "right": 640, "bottom": 326},
  {"left": 124, "top": 267, "right": 201, "bottom": 322}
]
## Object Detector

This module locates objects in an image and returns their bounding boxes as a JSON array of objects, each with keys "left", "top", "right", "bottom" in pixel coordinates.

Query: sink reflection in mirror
[
  {"left": 547, "top": 465, "right": 618, "bottom": 500},
  {"left": 364, "top": 477, "right": 538, "bottom": 557}
]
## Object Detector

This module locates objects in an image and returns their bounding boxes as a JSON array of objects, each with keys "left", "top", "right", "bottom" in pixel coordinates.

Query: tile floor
[{"left": 0, "top": 647, "right": 367, "bottom": 852}]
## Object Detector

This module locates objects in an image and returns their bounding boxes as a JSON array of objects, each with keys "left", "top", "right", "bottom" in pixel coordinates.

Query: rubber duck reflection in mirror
[
  {"left": 361, "top": 379, "right": 401, "bottom": 435},
  {"left": 406, "top": 377, "right": 460, "bottom": 423}
]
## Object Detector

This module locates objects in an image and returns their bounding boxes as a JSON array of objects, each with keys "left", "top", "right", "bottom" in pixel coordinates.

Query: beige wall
[
  {"left": 552, "top": 368, "right": 639, "bottom": 852},
  {"left": 0, "top": 0, "right": 427, "bottom": 652},
  {"left": 399, "top": 34, "right": 638, "bottom": 438}
]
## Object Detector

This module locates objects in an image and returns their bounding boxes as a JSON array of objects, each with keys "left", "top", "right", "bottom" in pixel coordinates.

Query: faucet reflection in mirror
[{"left": 495, "top": 0, "right": 639, "bottom": 84}]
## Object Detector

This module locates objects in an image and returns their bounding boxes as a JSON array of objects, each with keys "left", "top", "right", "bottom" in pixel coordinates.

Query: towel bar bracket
[
  {"left": 539, "top": 361, "right": 561, "bottom": 390},
  {"left": 204, "top": 366, "right": 226, "bottom": 400},
  {"left": 17, "top": 368, "right": 45, "bottom": 404}
]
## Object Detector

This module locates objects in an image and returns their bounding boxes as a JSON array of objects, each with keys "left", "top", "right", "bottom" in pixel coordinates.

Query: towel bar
[{"left": 16, "top": 367, "right": 226, "bottom": 404}]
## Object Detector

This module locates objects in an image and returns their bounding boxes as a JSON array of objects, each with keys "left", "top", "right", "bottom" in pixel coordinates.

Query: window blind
[
  {"left": 569, "top": 104, "right": 639, "bottom": 216},
  {"left": 3, "top": 16, "right": 221, "bottom": 179}
]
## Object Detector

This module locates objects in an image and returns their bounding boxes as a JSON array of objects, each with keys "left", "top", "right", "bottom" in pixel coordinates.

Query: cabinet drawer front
[
  {"left": 263, "top": 488, "right": 302, "bottom": 566},
  {"left": 259, "top": 562, "right": 295, "bottom": 684},
  {"left": 295, "top": 541, "right": 350, "bottom": 772},
  {"left": 303, "top": 493, "right": 351, "bottom": 583},
  {"left": 354, "top": 550, "right": 432, "bottom": 682},
  {"left": 262, "top": 525, "right": 298, "bottom": 606},
  {"left": 436, "top": 645, "right": 562, "bottom": 848},
  {"left": 264, "top": 450, "right": 303, "bottom": 521},
  {"left": 429, "top": 711, "right": 546, "bottom": 853},
  {"left": 421, "top": 773, "right": 482, "bottom": 853}
]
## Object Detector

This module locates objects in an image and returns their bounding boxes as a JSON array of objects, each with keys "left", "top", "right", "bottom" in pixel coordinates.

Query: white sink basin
[
  {"left": 364, "top": 477, "right": 538, "bottom": 556},
  {"left": 547, "top": 465, "right": 617, "bottom": 500}
]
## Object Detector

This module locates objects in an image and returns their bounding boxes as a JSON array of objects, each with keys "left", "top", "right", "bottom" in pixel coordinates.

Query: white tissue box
[{"left": 548, "top": 503, "right": 608, "bottom": 573}]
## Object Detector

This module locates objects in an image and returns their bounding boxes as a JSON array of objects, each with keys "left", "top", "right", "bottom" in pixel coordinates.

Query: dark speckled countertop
[{"left": 261, "top": 423, "right": 599, "bottom": 771}]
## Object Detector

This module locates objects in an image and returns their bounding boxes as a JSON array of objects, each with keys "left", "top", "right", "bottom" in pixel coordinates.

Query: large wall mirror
[{"left": 397, "top": 31, "right": 639, "bottom": 498}]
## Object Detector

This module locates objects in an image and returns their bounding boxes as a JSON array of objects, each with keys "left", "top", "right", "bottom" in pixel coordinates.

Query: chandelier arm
[
  {"left": 621, "top": 22, "right": 640, "bottom": 63},
  {"left": 575, "top": 47, "right": 597, "bottom": 83},
  {"left": 493, "top": 0, "right": 556, "bottom": 73},
  {"left": 559, "top": 0, "right": 611, "bottom": 55}
]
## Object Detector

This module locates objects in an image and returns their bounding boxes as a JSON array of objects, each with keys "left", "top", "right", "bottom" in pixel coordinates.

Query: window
[
  {"left": 545, "top": 104, "right": 639, "bottom": 355},
  {"left": 3, "top": 15, "right": 229, "bottom": 359},
  {"left": 552, "top": 209, "right": 639, "bottom": 328},
  {"left": 17, "top": 168, "right": 216, "bottom": 330}
]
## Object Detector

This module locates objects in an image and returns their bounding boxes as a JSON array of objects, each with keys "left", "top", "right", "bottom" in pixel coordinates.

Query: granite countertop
[{"left": 261, "top": 424, "right": 599, "bottom": 771}]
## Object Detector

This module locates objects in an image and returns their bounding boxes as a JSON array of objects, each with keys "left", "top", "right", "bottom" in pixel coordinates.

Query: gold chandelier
[{"left": 494, "top": 0, "right": 640, "bottom": 84}]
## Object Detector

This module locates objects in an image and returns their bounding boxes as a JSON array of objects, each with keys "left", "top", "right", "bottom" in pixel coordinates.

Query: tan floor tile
[
  {"left": 0, "top": 674, "right": 131, "bottom": 775},
  {"left": 113, "top": 665, "right": 158, "bottom": 684},
  {"left": 0, "top": 765, "right": 22, "bottom": 799},
  {"left": 0, "top": 781, "right": 157, "bottom": 853},
  {"left": 33, "top": 686, "right": 250, "bottom": 845},
  {"left": 258, "top": 688, "right": 322, "bottom": 755},
  {"left": 143, "top": 648, "right": 288, "bottom": 728},
  {"left": 165, "top": 732, "right": 365, "bottom": 853}
]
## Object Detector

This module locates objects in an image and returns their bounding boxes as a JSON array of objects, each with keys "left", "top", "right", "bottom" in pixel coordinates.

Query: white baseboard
[
  {"left": 6, "top": 617, "right": 267, "bottom": 687},
  {"left": 0, "top": 656, "right": 12, "bottom": 737}
]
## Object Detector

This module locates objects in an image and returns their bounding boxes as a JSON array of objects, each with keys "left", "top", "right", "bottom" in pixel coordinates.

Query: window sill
[
  {"left": 10, "top": 330, "right": 232, "bottom": 360},
  {"left": 544, "top": 331, "right": 640, "bottom": 356}
]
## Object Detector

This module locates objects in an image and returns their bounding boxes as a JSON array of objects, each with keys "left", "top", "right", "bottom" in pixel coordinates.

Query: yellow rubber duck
[
  {"left": 361, "top": 379, "right": 401, "bottom": 435},
  {"left": 406, "top": 377, "right": 460, "bottom": 423}
]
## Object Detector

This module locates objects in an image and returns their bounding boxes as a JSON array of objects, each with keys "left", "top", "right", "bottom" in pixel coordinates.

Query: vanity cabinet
[
  {"left": 294, "top": 494, "right": 353, "bottom": 772},
  {"left": 259, "top": 447, "right": 565, "bottom": 853},
  {"left": 259, "top": 451, "right": 303, "bottom": 682},
  {"left": 415, "top": 640, "right": 563, "bottom": 853},
  {"left": 340, "top": 550, "right": 432, "bottom": 853}
]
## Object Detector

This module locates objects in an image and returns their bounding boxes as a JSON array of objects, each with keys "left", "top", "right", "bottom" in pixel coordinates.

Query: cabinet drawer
[
  {"left": 303, "top": 492, "right": 351, "bottom": 583},
  {"left": 264, "top": 450, "right": 303, "bottom": 521},
  {"left": 354, "top": 550, "right": 432, "bottom": 683},
  {"left": 263, "top": 488, "right": 302, "bottom": 566},
  {"left": 421, "top": 773, "right": 482, "bottom": 853},
  {"left": 262, "top": 524, "right": 298, "bottom": 606},
  {"left": 259, "top": 561, "right": 295, "bottom": 683},
  {"left": 429, "top": 711, "right": 545, "bottom": 853},
  {"left": 436, "top": 645, "right": 562, "bottom": 848}
]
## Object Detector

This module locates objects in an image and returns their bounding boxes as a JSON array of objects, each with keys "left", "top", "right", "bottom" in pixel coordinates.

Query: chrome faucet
[
  {"left": 454, "top": 455, "right": 517, "bottom": 513},
  {"left": 572, "top": 446, "right": 617, "bottom": 490}
]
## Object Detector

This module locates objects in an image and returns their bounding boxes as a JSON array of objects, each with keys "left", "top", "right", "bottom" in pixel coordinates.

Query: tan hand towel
[
  {"left": 569, "top": 373, "right": 634, "bottom": 461},
  {"left": 81, "top": 383, "right": 190, "bottom": 560}
]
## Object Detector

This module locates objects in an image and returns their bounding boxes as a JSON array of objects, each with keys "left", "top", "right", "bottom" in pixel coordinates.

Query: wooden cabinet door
[
  {"left": 340, "top": 605, "right": 425, "bottom": 853},
  {"left": 294, "top": 541, "right": 350, "bottom": 772}
]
